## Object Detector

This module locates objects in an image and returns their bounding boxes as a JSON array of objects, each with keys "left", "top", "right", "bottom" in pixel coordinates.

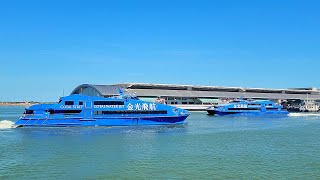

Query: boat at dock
[
  {"left": 286, "top": 100, "right": 319, "bottom": 112},
  {"left": 206, "top": 99, "right": 288, "bottom": 116},
  {"left": 14, "top": 86, "right": 190, "bottom": 127}
]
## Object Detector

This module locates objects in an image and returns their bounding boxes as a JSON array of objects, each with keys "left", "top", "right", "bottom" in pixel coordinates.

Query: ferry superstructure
[
  {"left": 206, "top": 99, "right": 288, "bottom": 116},
  {"left": 15, "top": 86, "right": 189, "bottom": 127}
]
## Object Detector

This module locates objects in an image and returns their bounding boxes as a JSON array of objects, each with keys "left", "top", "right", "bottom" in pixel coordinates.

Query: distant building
[{"left": 71, "top": 83, "right": 320, "bottom": 110}]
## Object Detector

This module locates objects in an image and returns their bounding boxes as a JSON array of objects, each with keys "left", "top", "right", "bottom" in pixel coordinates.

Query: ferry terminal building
[{"left": 71, "top": 83, "right": 320, "bottom": 110}]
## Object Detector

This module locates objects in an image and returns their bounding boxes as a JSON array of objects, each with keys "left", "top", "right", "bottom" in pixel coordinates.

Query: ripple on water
[{"left": 1, "top": 108, "right": 320, "bottom": 179}]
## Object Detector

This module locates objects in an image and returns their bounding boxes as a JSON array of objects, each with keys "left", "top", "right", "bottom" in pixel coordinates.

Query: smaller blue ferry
[
  {"left": 206, "top": 99, "right": 288, "bottom": 116},
  {"left": 14, "top": 84, "right": 190, "bottom": 127}
]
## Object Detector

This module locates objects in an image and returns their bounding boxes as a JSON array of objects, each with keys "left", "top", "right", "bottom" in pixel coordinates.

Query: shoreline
[
  {"left": 0, "top": 103, "right": 35, "bottom": 106},
  {"left": 0, "top": 102, "right": 55, "bottom": 106}
]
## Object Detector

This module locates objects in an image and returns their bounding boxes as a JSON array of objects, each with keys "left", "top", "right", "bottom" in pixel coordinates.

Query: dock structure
[{"left": 71, "top": 83, "right": 320, "bottom": 110}]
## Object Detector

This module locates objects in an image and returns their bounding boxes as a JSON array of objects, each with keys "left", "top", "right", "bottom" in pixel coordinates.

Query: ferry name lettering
[
  {"left": 234, "top": 104, "right": 247, "bottom": 108},
  {"left": 60, "top": 105, "right": 83, "bottom": 109},
  {"left": 127, "top": 103, "right": 156, "bottom": 110},
  {"left": 94, "top": 105, "right": 125, "bottom": 108}
]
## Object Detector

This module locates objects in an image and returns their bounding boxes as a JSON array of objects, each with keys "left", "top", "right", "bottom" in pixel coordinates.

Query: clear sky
[{"left": 0, "top": 0, "right": 319, "bottom": 101}]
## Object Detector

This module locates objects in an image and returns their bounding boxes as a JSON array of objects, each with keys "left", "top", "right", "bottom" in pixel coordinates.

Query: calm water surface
[{"left": 0, "top": 106, "right": 320, "bottom": 179}]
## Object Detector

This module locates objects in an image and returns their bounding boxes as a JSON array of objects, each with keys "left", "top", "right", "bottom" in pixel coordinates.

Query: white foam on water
[
  {"left": 289, "top": 113, "right": 320, "bottom": 117},
  {"left": 0, "top": 120, "right": 15, "bottom": 129}
]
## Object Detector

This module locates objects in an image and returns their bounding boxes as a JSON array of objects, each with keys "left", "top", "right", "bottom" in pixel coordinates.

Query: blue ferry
[
  {"left": 14, "top": 85, "right": 190, "bottom": 127},
  {"left": 206, "top": 99, "right": 288, "bottom": 116}
]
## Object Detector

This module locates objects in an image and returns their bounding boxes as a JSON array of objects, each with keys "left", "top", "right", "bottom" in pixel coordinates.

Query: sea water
[{"left": 0, "top": 106, "right": 320, "bottom": 179}]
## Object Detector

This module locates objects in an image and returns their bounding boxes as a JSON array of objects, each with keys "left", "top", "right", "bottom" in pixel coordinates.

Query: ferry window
[
  {"left": 65, "top": 101, "right": 74, "bottom": 105},
  {"left": 24, "top": 110, "right": 34, "bottom": 115},
  {"left": 94, "top": 101, "right": 124, "bottom": 105},
  {"left": 94, "top": 111, "right": 102, "bottom": 115},
  {"left": 171, "top": 102, "right": 175, "bottom": 104},
  {"left": 79, "top": 101, "right": 83, "bottom": 105},
  {"left": 51, "top": 110, "right": 82, "bottom": 114},
  {"left": 182, "top": 102, "right": 188, "bottom": 104},
  {"left": 94, "top": 110, "right": 167, "bottom": 115},
  {"left": 266, "top": 107, "right": 278, "bottom": 110},
  {"left": 249, "top": 104, "right": 260, "bottom": 106},
  {"left": 48, "top": 110, "right": 54, "bottom": 114},
  {"left": 228, "top": 108, "right": 260, "bottom": 111}
]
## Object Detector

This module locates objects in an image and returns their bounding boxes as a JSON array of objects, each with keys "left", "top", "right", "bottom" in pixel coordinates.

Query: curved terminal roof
[
  {"left": 70, "top": 83, "right": 320, "bottom": 100},
  {"left": 71, "top": 84, "right": 124, "bottom": 97},
  {"left": 118, "top": 83, "right": 319, "bottom": 94},
  {"left": 117, "top": 83, "right": 320, "bottom": 100}
]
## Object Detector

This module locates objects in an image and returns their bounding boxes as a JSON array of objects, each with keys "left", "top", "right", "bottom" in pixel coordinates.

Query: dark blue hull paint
[{"left": 15, "top": 116, "right": 188, "bottom": 127}]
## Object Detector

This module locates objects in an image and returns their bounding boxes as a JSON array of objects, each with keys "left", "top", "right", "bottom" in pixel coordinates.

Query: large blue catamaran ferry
[
  {"left": 15, "top": 84, "right": 190, "bottom": 127},
  {"left": 206, "top": 99, "right": 288, "bottom": 116}
]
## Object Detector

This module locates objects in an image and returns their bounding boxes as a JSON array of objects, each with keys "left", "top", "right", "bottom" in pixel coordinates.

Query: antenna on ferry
[
  {"left": 23, "top": 100, "right": 30, "bottom": 108},
  {"left": 117, "top": 87, "right": 124, "bottom": 96}
]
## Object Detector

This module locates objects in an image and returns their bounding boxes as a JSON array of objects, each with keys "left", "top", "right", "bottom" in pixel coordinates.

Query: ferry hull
[
  {"left": 207, "top": 110, "right": 289, "bottom": 116},
  {"left": 15, "top": 116, "right": 188, "bottom": 127}
]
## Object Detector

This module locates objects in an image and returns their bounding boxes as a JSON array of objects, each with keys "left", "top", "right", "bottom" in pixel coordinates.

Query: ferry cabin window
[
  {"left": 79, "top": 101, "right": 83, "bottom": 105},
  {"left": 94, "top": 101, "right": 124, "bottom": 105},
  {"left": 49, "top": 110, "right": 82, "bottom": 115},
  {"left": 94, "top": 110, "right": 168, "bottom": 115},
  {"left": 266, "top": 107, "right": 279, "bottom": 110},
  {"left": 65, "top": 101, "right": 74, "bottom": 105},
  {"left": 248, "top": 104, "right": 260, "bottom": 106},
  {"left": 228, "top": 108, "right": 260, "bottom": 111},
  {"left": 24, "top": 110, "right": 34, "bottom": 115}
]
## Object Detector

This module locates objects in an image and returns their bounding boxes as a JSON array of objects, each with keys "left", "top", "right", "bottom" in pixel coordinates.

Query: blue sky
[{"left": 0, "top": 0, "right": 319, "bottom": 101}]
